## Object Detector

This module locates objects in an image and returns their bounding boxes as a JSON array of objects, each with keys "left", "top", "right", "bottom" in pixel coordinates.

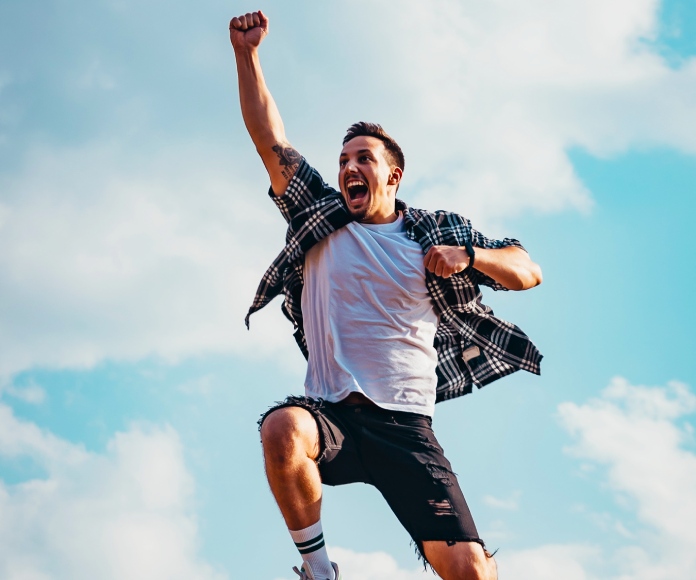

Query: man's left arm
[{"left": 424, "top": 244, "right": 542, "bottom": 290}]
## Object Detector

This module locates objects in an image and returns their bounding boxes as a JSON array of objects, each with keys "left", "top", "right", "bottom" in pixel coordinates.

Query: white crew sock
[{"left": 289, "top": 520, "right": 335, "bottom": 580}]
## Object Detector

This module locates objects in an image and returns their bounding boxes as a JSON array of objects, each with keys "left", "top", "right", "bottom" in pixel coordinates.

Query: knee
[
  {"left": 423, "top": 541, "right": 497, "bottom": 580},
  {"left": 473, "top": 554, "right": 496, "bottom": 580},
  {"left": 464, "top": 547, "right": 497, "bottom": 580},
  {"left": 260, "top": 407, "right": 319, "bottom": 465}
]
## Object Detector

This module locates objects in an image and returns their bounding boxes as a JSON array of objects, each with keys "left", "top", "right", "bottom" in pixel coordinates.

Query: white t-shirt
[{"left": 302, "top": 213, "right": 439, "bottom": 416}]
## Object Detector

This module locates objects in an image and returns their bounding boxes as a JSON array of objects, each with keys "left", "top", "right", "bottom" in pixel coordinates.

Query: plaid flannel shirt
[{"left": 246, "top": 159, "right": 542, "bottom": 403}]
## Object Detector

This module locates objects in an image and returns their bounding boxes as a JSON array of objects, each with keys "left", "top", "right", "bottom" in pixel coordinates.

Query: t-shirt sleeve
[{"left": 268, "top": 158, "right": 339, "bottom": 223}]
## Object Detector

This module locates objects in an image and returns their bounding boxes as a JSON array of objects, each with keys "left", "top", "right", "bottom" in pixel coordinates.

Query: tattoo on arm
[{"left": 272, "top": 144, "right": 301, "bottom": 181}]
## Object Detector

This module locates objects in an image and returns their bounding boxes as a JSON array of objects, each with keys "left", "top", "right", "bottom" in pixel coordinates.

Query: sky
[{"left": 0, "top": 0, "right": 695, "bottom": 578}]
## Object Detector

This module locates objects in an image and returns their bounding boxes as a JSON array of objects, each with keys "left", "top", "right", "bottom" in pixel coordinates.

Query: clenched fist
[
  {"left": 424, "top": 245, "right": 472, "bottom": 278},
  {"left": 229, "top": 10, "right": 269, "bottom": 50}
]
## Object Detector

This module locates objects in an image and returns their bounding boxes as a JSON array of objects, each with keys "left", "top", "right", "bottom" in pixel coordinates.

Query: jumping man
[{"left": 230, "top": 10, "right": 543, "bottom": 580}]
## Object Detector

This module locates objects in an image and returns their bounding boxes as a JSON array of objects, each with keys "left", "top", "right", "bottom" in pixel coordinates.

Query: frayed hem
[
  {"left": 257, "top": 395, "right": 330, "bottom": 464},
  {"left": 411, "top": 541, "right": 437, "bottom": 574},
  {"left": 411, "top": 537, "right": 493, "bottom": 571}
]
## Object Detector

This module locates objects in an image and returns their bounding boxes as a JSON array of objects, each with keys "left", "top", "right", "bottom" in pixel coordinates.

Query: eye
[
  {"left": 359, "top": 155, "right": 371, "bottom": 163},
  {"left": 339, "top": 159, "right": 347, "bottom": 167}
]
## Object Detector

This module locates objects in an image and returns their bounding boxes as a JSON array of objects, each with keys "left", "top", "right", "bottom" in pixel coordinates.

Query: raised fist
[{"left": 229, "top": 10, "right": 269, "bottom": 51}]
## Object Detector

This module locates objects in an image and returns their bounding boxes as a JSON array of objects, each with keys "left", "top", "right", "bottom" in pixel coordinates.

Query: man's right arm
[{"left": 229, "top": 11, "right": 299, "bottom": 196}]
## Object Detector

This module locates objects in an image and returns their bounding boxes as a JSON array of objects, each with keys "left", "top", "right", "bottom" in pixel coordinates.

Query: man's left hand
[{"left": 424, "top": 246, "right": 470, "bottom": 278}]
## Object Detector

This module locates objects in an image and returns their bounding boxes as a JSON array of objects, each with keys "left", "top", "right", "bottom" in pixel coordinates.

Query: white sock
[{"left": 289, "top": 520, "right": 334, "bottom": 580}]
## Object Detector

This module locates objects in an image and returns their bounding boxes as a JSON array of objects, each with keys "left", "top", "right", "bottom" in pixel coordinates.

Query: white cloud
[
  {"left": 483, "top": 490, "right": 521, "bottom": 510},
  {"left": 177, "top": 374, "right": 216, "bottom": 397},
  {"left": 558, "top": 377, "right": 696, "bottom": 578},
  {"left": 0, "top": 403, "right": 226, "bottom": 580},
  {"left": 498, "top": 544, "right": 601, "bottom": 580},
  {"left": 2, "top": 0, "right": 696, "bottom": 378},
  {"left": 2, "top": 381, "right": 46, "bottom": 404},
  {"left": 274, "top": 546, "right": 430, "bottom": 580},
  {"left": 0, "top": 141, "right": 303, "bottom": 379},
  {"left": 500, "top": 377, "right": 696, "bottom": 579},
  {"left": 480, "top": 518, "right": 512, "bottom": 542},
  {"left": 303, "top": 0, "right": 696, "bottom": 225}
]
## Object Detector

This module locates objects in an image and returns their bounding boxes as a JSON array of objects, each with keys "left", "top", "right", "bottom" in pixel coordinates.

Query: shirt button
[{"left": 354, "top": 407, "right": 361, "bottom": 413}]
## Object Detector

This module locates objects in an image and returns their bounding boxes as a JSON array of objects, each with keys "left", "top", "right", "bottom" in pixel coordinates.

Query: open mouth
[{"left": 346, "top": 179, "right": 368, "bottom": 203}]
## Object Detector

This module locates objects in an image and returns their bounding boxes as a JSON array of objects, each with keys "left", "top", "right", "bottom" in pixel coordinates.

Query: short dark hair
[{"left": 343, "top": 122, "right": 405, "bottom": 172}]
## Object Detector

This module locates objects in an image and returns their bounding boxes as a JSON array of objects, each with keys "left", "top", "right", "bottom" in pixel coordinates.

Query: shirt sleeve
[
  {"left": 470, "top": 227, "right": 526, "bottom": 291},
  {"left": 267, "top": 158, "right": 339, "bottom": 223}
]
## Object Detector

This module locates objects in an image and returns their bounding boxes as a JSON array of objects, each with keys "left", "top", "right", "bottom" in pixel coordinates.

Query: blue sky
[{"left": 1, "top": 1, "right": 695, "bottom": 578}]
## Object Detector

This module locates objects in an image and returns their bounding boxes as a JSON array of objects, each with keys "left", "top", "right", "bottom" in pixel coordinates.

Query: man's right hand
[{"left": 229, "top": 10, "right": 268, "bottom": 51}]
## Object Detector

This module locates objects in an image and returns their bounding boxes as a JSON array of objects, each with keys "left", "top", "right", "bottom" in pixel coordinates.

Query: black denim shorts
[{"left": 259, "top": 396, "right": 484, "bottom": 558}]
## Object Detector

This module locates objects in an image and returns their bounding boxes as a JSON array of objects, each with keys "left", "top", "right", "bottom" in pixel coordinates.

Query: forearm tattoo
[{"left": 272, "top": 144, "right": 301, "bottom": 181}]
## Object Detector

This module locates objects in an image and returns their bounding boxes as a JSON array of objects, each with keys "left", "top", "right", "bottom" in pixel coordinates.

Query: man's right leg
[
  {"left": 260, "top": 406, "right": 323, "bottom": 528},
  {"left": 260, "top": 406, "right": 336, "bottom": 580}
]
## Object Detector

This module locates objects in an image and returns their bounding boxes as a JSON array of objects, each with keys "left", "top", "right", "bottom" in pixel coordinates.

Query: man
[{"left": 230, "top": 10, "right": 543, "bottom": 580}]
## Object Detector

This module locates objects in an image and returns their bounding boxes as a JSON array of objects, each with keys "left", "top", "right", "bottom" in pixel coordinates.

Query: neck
[{"left": 360, "top": 210, "right": 398, "bottom": 224}]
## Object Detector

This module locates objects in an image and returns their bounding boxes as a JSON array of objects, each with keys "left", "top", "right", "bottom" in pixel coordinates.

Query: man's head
[{"left": 339, "top": 122, "right": 405, "bottom": 224}]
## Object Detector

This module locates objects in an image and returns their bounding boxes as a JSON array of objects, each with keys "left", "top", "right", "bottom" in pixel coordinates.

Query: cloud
[
  {"left": 294, "top": 0, "right": 696, "bottom": 225},
  {"left": 483, "top": 491, "right": 521, "bottom": 510},
  {"left": 499, "top": 377, "right": 696, "bottom": 579},
  {"left": 0, "top": 403, "right": 226, "bottom": 580},
  {"left": 177, "top": 374, "right": 216, "bottom": 397},
  {"left": 558, "top": 377, "right": 696, "bottom": 578},
  {"left": 1, "top": 381, "right": 46, "bottom": 404},
  {"left": 498, "top": 544, "right": 601, "bottom": 580},
  {"left": 274, "top": 546, "right": 430, "bottom": 580},
  {"left": 0, "top": 141, "right": 302, "bottom": 379},
  {"left": 2, "top": 0, "right": 696, "bottom": 378}
]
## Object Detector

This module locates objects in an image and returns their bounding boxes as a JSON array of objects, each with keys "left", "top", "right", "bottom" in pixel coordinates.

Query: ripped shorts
[{"left": 259, "top": 396, "right": 484, "bottom": 559}]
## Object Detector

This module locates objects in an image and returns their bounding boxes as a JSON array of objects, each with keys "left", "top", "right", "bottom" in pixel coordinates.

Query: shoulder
[
  {"left": 291, "top": 158, "right": 336, "bottom": 194},
  {"left": 403, "top": 201, "right": 467, "bottom": 219},
  {"left": 273, "top": 158, "right": 340, "bottom": 220},
  {"left": 404, "top": 205, "right": 471, "bottom": 229}
]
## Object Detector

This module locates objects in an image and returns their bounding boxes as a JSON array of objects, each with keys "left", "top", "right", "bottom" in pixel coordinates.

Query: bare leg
[
  {"left": 422, "top": 541, "right": 498, "bottom": 580},
  {"left": 260, "top": 406, "right": 323, "bottom": 530}
]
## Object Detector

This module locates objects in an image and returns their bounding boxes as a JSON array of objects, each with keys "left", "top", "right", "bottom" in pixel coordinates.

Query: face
[{"left": 338, "top": 136, "right": 402, "bottom": 224}]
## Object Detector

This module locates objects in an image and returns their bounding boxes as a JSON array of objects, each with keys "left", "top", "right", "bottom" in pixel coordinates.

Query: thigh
[{"left": 362, "top": 411, "right": 481, "bottom": 545}]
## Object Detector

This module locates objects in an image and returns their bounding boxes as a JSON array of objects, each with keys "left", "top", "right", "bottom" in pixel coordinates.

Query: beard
[
  {"left": 347, "top": 204, "right": 370, "bottom": 222},
  {"left": 343, "top": 192, "right": 372, "bottom": 222}
]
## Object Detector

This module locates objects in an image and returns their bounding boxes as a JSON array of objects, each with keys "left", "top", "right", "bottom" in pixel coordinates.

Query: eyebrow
[{"left": 339, "top": 149, "right": 373, "bottom": 158}]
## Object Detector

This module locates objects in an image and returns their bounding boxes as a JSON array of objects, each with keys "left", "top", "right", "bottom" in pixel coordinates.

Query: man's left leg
[
  {"left": 357, "top": 407, "right": 497, "bottom": 580},
  {"left": 422, "top": 541, "right": 497, "bottom": 580}
]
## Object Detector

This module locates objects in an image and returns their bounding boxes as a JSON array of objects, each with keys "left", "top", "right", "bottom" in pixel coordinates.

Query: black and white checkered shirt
[{"left": 246, "top": 159, "right": 542, "bottom": 403}]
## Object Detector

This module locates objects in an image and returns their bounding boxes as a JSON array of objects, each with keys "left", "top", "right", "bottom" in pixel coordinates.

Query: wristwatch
[{"left": 464, "top": 240, "right": 475, "bottom": 269}]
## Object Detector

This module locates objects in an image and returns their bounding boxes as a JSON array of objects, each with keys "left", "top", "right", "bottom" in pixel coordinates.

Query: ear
[{"left": 388, "top": 167, "right": 403, "bottom": 186}]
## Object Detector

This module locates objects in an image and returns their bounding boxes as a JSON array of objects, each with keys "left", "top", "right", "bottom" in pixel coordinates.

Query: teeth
[{"left": 346, "top": 179, "right": 366, "bottom": 188}]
